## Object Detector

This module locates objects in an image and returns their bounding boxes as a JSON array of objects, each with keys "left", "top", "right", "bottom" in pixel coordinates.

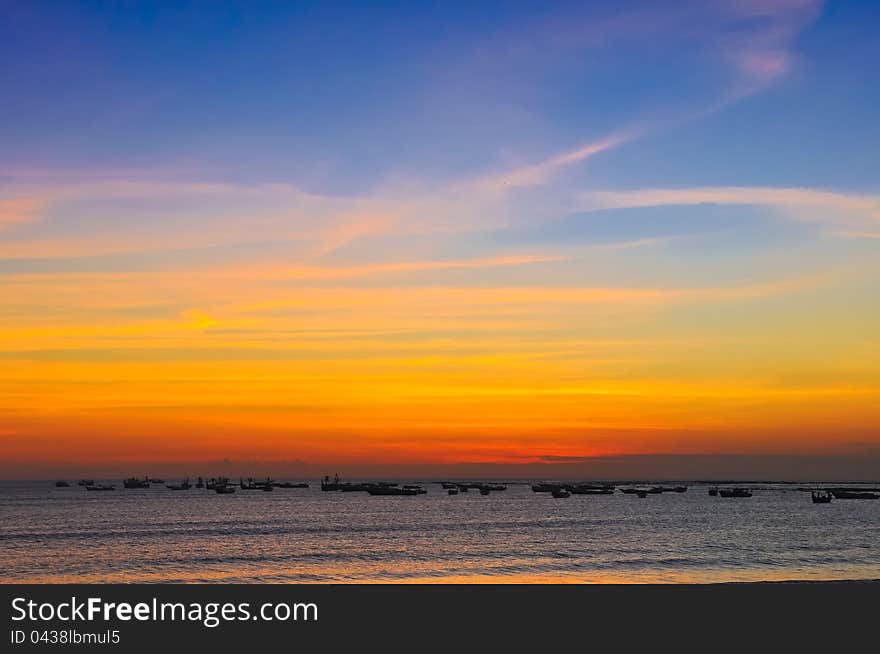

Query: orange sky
[{"left": 2, "top": 0, "right": 879, "bottom": 479}]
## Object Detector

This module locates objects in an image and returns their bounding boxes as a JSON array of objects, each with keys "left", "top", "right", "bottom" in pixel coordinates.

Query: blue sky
[{"left": 1, "top": 1, "right": 879, "bottom": 473}]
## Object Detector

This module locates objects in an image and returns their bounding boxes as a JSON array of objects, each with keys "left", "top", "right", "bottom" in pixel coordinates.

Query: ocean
[{"left": 1, "top": 480, "right": 878, "bottom": 583}]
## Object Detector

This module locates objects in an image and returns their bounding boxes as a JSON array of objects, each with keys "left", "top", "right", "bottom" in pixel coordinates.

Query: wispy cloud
[
  {"left": 0, "top": 197, "right": 45, "bottom": 230},
  {"left": 575, "top": 186, "right": 880, "bottom": 229}
]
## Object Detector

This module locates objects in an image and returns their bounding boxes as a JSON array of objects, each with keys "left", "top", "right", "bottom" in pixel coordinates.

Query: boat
[
  {"left": 367, "top": 486, "right": 422, "bottom": 496},
  {"left": 55, "top": 481, "right": 70, "bottom": 487},
  {"left": 195, "top": 477, "right": 205, "bottom": 488},
  {"left": 273, "top": 481, "right": 309, "bottom": 488},
  {"left": 123, "top": 477, "right": 151, "bottom": 489},
  {"left": 672, "top": 486, "right": 688, "bottom": 493},
  {"left": 214, "top": 483, "right": 236, "bottom": 494},
  {"left": 531, "top": 483, "right": 558, "bottom": 492},
  {"left": 85, "top": 484, "right": 115, "bottom": 491},
  {"left": 708, "top": 487, "right": 719, "bottom": 496},
  {"left": 340, "top": 482, "right": 375, "bottom": 492},
  {"left": 448, "top": 488, "right": 459, "bottom": 495},
  {"left": 718, "top": 488, "right": 752, "bottom": 498},
  {"left": 206, "top": 476, "right": 230, "bottom": 491},
  {"left": 636, "top": 490, "right": 648, "bottom": 498},
  {"left": 551, "top": 487, "right": 570, "bottom": 498},
  {"left": 479, "top": 487, "right": 491, "bottom": 495},
  {"left": 321, "top": 474, "right": 343, "bottom": 491},
  {"left": 402, "top": 484, "right": 428, "bottom": 494},
  {"left": 619, "top": 488, "right": 640, "bottom": 494},
  {"left": 262, "top": 483, "right": 274, "bottom": 491},
  {"left": 831, "top": 490, "right": 879, "bottom": 500},
  {"left": 166, "top": 479, "right": 191, "bottom": 490},
  {"left": 811, "top": 491, "right": 832, "bottom": 504},
  {"left": 481, "top": 483, "right": 507, "bottom": 491},
  {"left": 77, "top": 479, "right": 94, "bottom": 487}
]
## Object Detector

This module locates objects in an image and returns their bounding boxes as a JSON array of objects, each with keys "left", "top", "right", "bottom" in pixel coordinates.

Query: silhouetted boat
[
  {"left": 123, "top": 477, "right": 150, "bottom": 489},
  {"left": 55, "top": 481, "right": 70, "bottom": 487},
  {"left": 448, "top": 488, "right": 459, "bottom": 495},
  {"left": 86, "top": 484, "right": 115, "bottom": 491},
  {"left": 195, "top": 477, "right": 205, "bottom": 488},
  {"left": 77, "top": 479, "right": 94, "bottom": 487},
  {"left": 166, "top": 479, "right": 191, "bottom": 490},
  {"left": 812, "top": 491, "right": 832, "bottom": 503},
  {"left": 831, "top": 490, "right": 879, "bottom": 500},
  {"left": 532, "top": 483, "right": 558, "bottom": 492},
  {"left": 672, "top": 486, "right": 688, "bottom": 493},
  {"left": 321, "top": 474, "right": 343, "bottom": 491},
  {"left": 240, "top": 477, "right": 274, "bottom": 490},
  {"left": 214, "top": 483, "right": 236, "bottom": 494},
  {"left": 273, "top": 481, "right": 309, "bottom": 488},
  {"left": 708, "top": 487, "right": 719, "bottom": 496},
  {"left": 551, "top": 487, "right": 570, "bottom": 498},
  {"left": 719, "top": 488, "right": 752, "bottom": 498},
  {"left": 479, "top": 487, "right": 491, "bottom": 495},
  {"left": 481, "top": 483, "right": 507, "bottom": 491},
  {"left": 367, "top": 486, "right": 422, "bottom": 496}
]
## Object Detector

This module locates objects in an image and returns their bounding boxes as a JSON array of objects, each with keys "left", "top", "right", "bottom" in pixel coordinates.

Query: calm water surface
[{"left": 1, "top": 481, "right": 878, "bottom": 583}]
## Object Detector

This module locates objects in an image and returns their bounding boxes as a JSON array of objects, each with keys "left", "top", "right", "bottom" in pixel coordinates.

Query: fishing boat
[
  {"left": 672, "top": 486, "right": 688, "bottom": 493},
  {"left": 123, "top": 476, "right": 150, "bottom": 489},
  {"left": 831, "top": 490, "right": 879, "bottom": 500},
  {"left": 55, "top": 481, "right": 70, "bottom": 487},
  {"left": 273, "top": 481, "right": 309, "bottom": 488},
  {"left": 262, "top": 483, "right": 274, "bottom": 491},
  {"left": 85, "top": 484, "right": 115, "bottom": 491},
  {"left": 402, "top": 484, "right": 428, "bottom": 494},
  {"left": 321, "top": 474, "right": 343, "bottom": 491},
  {"left": 367, "top": 486, "right": 422, "bottom": 496},
  {"left": 619, "top": 488, "right": 640, "bottom": 494},
  {"left": 811, "top": 491, "right": 832, "bottom": 504},
  {"left": 551, "top": 487, "right": 570, "bottom": 498},
  {"left": 77, "top": 479, "right": 94, "bottom": 487},
  {"left": 718, "top": 488, "right": 752, "bottom": 498},
  {"left": 214, "top": 483, "right": 236, "bottom": 494},
  {"left": 708, "top": 487, "right": 719, "bottom": 496},
  {"left": 481, "top": 483, "right": 507, "bottom": 491},
  {"left": 166, "top": 479, "right": 191, "bottom": 490}
]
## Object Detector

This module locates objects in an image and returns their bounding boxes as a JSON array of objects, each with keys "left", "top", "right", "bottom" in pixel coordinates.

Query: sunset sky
[{"left": 1, "top": 0, "right": 878, "bottom": 478}]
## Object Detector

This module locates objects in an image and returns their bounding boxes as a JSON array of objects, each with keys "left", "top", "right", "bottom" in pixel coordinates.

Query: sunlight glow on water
[{"left": 1, "top": 482, "right": 878, "bottom": 583}]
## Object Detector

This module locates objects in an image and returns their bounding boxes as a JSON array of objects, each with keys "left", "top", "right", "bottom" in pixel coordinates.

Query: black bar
[{"left": 3, "top": 583, "right": 877, "bottom": 651}]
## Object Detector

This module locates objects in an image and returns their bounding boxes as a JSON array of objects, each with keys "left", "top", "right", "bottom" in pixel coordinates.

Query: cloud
[
  {"left": 574, "top": 186, "right": 880, "bottom": 230},
  {"left": 0, "top": 197, "right": 45, "bottom": 230},
  {"left": 469, "top": 132, "right": 636, "bottom": 192}
]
